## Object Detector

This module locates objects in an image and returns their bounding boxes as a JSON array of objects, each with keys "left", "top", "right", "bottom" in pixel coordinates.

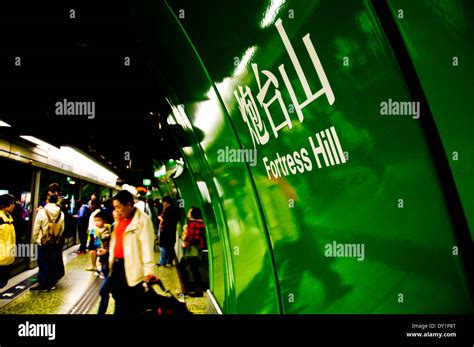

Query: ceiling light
[{"left": 20, "top": 136, "right": 59, "bottom": 151}]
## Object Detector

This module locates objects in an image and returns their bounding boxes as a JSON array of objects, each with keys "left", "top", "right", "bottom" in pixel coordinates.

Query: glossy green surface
[
  {"left": 387, "top": 0, "right": 474, "bottom": 238},
  {"left": 137, "top": 0, "right": 473, "bottom": 313}
]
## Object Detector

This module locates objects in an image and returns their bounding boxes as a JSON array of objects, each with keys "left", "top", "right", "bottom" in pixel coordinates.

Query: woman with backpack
[
  {"left": 0, "top": 194, "right": 17, "bottom": 288},
  {"left": 31, "top": 189, "right": 65, "bottom": 292}
]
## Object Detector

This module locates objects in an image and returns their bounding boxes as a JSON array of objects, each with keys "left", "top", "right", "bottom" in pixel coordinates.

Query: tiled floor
[
  {"left": 87, "top": 253, "right": 209, "bottom": 314},
  {"left": 0, "top": 250, "right": 96, "bottom": 314},
  {"left": 0, "top": 246, "right": 209, "bottom": 315}
]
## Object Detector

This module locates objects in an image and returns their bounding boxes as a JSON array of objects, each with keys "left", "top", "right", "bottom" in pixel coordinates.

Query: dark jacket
[{"left": 158, "top": 205, "right": 179, "bottom": 248}]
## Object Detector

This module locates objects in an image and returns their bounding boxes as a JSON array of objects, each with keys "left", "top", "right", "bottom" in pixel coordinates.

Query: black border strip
[{"left": 371, "top": 0, "right": 474, "bottom": 302}]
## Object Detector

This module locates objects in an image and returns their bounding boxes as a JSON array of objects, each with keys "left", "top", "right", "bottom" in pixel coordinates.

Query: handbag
[{"left": 183, "top": 245, "right": 200, "bottom": 259}]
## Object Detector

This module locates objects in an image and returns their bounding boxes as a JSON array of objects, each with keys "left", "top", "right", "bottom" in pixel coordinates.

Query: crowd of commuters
[{"left": 0, "top": 182, "right": 206, "bottom": 314}]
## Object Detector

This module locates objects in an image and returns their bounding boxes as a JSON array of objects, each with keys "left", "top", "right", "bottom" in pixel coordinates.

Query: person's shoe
[
  {"left": 165, "top": 264, "right": 172, "bottom": 268},
  {"left": 30, "top": 284, "right": 50, "bottom": 292},
  {"left": 189, "top": 287, "right": 204, "bottom": 297},
  {"left": 85, "top": 267, "right": 97, "bottom": 271},
  {"left": 157, "top": 263, "right": 165, "bottom": 267}
]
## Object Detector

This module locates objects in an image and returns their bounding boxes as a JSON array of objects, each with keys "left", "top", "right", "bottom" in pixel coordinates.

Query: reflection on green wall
[{"left": 136, "top": 0, "right": 473, "bottom": 313}]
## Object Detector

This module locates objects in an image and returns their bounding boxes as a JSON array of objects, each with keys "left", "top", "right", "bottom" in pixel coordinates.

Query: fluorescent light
[
  {"left": 196, "top": 181, "right": 211, "bottom": 203},
  {"left": 166, "top": 114, "right": 176, "bottom": 125},
  {"left": 260, "top": 0, "right": 286, "bottom": 29},
  {"left": 0, "top": 121, "right": 11, "bottom": 127},
  {"left": 20, "top": 136, "right": 59, "bottom": 151},
  {"left": 60, "top": 146, "right": 118, "bottom": 186}
]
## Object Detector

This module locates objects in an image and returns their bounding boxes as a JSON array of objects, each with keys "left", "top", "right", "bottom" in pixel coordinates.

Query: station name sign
[{"left": 234, "top": 19, "right": 347, "bottom": 180}]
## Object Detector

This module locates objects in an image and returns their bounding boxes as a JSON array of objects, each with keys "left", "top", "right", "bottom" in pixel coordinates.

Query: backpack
[{"left": 41, "top": 209, "right": 63, "bottom": 245}]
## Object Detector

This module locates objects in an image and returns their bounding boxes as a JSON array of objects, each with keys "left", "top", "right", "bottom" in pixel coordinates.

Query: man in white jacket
[
  {"left": 31, "top": 188, "right": 65, "bottom": 292},
  {"left": 110, "top": 190, "right": 157, "bottom": 315}
]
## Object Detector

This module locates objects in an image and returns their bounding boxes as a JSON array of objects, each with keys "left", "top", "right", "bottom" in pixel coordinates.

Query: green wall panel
[
  {"left": 136, "top": 0, "right": 473, "bottom": 313},
  {"left": 387, "top": 0, "right": 474, "bottom": 239}
]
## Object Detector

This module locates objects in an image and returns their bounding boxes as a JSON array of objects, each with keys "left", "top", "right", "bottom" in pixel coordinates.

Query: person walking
[{"left": 109, "top": 190, "right": 157, "bottom": 315}]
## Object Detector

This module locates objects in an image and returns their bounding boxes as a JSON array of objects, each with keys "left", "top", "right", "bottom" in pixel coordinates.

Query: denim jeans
[
  {"left": 37, "top": 245, "right": 64, "bottom": 288},
  {"left": 109, "top": 259, "right": 145, "bottom": 316},
  {"left": 98, "top": 276, "right": 111, "bottom": 315},
  {"left": 158, "top": 246, "right": 175, "bottom": 266}
]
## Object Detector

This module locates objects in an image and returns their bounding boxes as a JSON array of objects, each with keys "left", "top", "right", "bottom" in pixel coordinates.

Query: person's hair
[
  {"left": 0, "top": 194, "right": 15, "bottom": 209},
  {"left": 48, "top": 194, "right": 59, "bottom": 204},
  {"left": 90, "top": 200, "right": 100, "bottom": 210},
  {"left": 162, "top": 196, "right": 172, "bottom": 204},
  {"left": 47, "top": 182, "right": 60, "bottom": 194},
  {"left": 189, "top": 207, "right": 203, "bottom": 220},
  {"left": 94, "top": 211, "right": 105, "bottom": 220},
  {"left": 104, "top": 199, "right": 113, "bottom": 209},
  {"left": 112, "top": 190, "right": 135, "bottom": 206}
]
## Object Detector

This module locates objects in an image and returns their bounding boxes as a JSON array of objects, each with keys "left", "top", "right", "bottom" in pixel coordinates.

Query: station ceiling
[{"left": 0, "top": 1, "right": 181, "bottom": 186}]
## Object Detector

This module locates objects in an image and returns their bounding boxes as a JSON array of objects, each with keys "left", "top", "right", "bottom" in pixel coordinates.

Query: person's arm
[
  {"left": 60, "top": 212, "right": 65, "bottom": 233},
  {"left": 161, "top": 207, "right": 169, "bottom": 223},
  {"left": 181, "top": 224, "right": 188, "bottom": 240},
  {"left": 88, "top": 210, "right": 98, "bottom": 231},
  {"left": 140, "top": 215, "right": 157, "bottom": 282},
  {"left": 32, "top": 210, "right": 44, "bottom": 244},
  {"left": 77, "top": 206, "right": 85, "bottom": 220}
]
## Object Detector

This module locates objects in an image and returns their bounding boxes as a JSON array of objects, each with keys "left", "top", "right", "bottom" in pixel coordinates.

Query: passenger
[
  {"left": 0, "top": 194, "right": 17, "bottom": 289},
  {"left": 148, "top": 198, "right": 159, "bottom": 233},
  {"left": 178, "top": 207, "right": 206, "bottom": 296},
  {"left": 101, "top": 199, "right": 114, "bottom": 225},
  {"left": 97, "top": 210, "right": 120, "bottom": 315},
  {"left": 157, "top": 196, "right": 179, "bottom": 267},
  {"left": 134, "top": 195, "right": 150, "bottom": 215},
  {"left": 59, "top": 198, "right": 75, "bottom": 246},
  {"left": 154, "top": 199, "right": 163, "bottom": 216},
  {"left": 76, "top": 199, "right": 99, "bottom": 254},
  {"left": 31, "top": 188, "right": 65, "bottom": 292},
  {"left": 87, "top": 200, "right": 102, "bottom": 232},
  {"left": 85, "top": 211, "right": 111, "bottom": 277},
  {"left": 90, "top": 192, "right": 99, "bottom": 204},
  {"left": 109, "top": 190, "right": 157, "bottom": 315}
]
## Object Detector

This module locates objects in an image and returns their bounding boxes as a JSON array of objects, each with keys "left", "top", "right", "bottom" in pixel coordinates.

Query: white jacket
[
  {"left": 109, "top": 208, "right": 155, "bottom": 287},
  {"left": 88, "top": 209, "right": 101, "bottom": 231},
  {"left": 32, "top": 203, "right": 65, "bottom": 246}
]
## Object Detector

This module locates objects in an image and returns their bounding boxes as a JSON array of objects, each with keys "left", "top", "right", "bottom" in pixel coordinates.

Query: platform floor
[{"left": 0, "top": 246, "right": 208, "bottom": 315}]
